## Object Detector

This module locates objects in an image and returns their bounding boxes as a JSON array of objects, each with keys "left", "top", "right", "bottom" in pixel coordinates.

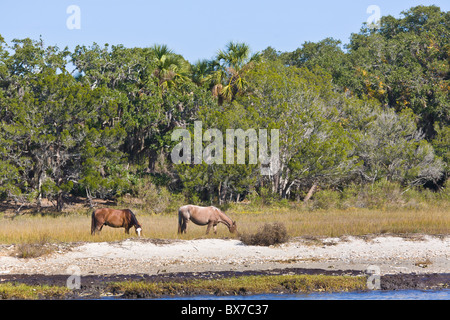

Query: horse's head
[
  {"left": 229, "top": 221, "right": 237, "bottom": 234},
  {"left": 135, "top": 225, "right": 142, "bottom": 237}
]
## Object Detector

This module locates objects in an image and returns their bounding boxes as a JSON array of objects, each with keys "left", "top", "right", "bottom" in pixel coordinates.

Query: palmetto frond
[
  {"left": 191, "top": 59, "right": 214, "bottom": 86},
  {"left": 217, "top": 42, "right": 251, "bottom": 70},
  {"left": 150, "top": 44, "right": 189, "bottom": 89},
  {"left": 212, "top": 42, "right": 259, "bottom": 103},
  {"left": 188, "top": 42, "right": 259, "bottom": 104}
]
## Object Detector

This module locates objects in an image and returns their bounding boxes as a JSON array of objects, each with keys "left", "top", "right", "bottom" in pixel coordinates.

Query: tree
[
  {"left": 241, "top": 61, "right": 358, "bottom": 199},
  {"left": 0, "top": 39, "right": 128, "bottom": 211},
  {"left": 340, "top": 100, "right": 444, "bottom": 187},
  {"left": 283, "top": 6, "right": 450, "bottom": 139},
  {"left": 175, "top": 102, "right": 259, "bottom": 204},
  {"left": 349, "top": 6, "right": 449, "bottom": 137},
  {"left": 150, "top": 44, "right": 190, "bottom": 89},
  {"left": 190, "top": 59, "right": 214, "bottom": 87},
  {"left": 72, "top": 43, "right": 214, "bottom": 173},
  {"left": 209, "top": 42, "right": 261, "bottom": 104},
  {"left": 432, "top": 123, "right": 450, "bottom": 179},
  {"left": 281, "top": 38, "right": 353, "bottom": 92}
]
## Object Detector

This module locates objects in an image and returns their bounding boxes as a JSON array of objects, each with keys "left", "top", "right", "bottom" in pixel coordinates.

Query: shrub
[
  {"left": 339, "top": 180, "right": 406, "bottom": 209},
  {"left": 13, "top": 234, "right": 56, "bottom": 258},
  {"left": 240, "top": 223, "right": 289, "bottom": 246},
  {"left": 120, "top": 177, "right": 186, "bottom": 214},
  {"left": 311, "top": 189, "right": 341, "bottom": 210}
]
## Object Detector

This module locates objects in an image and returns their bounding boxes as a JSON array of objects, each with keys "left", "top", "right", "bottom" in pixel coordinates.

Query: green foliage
[
  {"left": 119, "top": 176, "right": 186, "bottom": 214},
  {"left": 311, "top": 180, "right": 448, "bottom": 210},
  {"left": 311, "top": 189, "right": 341, "bottom": 210},
  {"left": 0, "top": 40, "right": 128, "bottom": 210},
  {"left": 432, "top": 123, "right": 450, "bottom": 176},
  {"left": 0, "top": 5, "right": 448, "bottom": 210},
  {"left": 284, "top": 5, "right": 450, "bottom": 138}
]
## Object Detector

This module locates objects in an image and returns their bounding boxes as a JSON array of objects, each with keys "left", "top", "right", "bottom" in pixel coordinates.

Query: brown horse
[
  {"left": 91, "top": 208, "right": 142, "bottom": 236},
  {"left": 178, "top": 205, "right": 237, "bottom": 235}
]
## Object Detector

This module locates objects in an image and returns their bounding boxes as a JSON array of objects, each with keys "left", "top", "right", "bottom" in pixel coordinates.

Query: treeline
[{"left": 0, "top": 5, "right": 448, "bottom": 211}]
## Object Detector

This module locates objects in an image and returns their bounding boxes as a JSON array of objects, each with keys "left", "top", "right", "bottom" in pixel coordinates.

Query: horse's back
[
  {"left": 185, "top": 205, "right": 217, "bottom": 225},
  {"left": 93, "top": 208, "right": 106, "bottom": 219},
  {"left": 93, "top": 208, "right": 128, "bottom": 224}
]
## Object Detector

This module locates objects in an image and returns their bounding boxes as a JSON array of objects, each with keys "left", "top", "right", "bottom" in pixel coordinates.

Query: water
[{"left": 157, "top": 289, "right": 450, "bottom": 300}]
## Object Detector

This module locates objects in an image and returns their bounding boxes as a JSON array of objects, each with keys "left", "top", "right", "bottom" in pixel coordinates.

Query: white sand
[{"left": 0, "top": 236, "right": 449, "bottom": 276}]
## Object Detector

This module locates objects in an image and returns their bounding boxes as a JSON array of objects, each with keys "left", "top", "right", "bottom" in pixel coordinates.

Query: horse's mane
[
  {"left": 213, "top": 207, "right": 233, "bottom": 227},
  {"left": 128, "top": 209, "right": 140, "bottom": 227}
]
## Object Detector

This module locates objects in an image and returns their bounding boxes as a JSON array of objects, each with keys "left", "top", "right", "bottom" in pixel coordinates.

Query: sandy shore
[{"left": 0, "top": 235, "right": 448, "bottom": 277}]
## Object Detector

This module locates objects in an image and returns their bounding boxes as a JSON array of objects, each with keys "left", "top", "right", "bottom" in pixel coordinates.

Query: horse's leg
[
  {"left": 93, "top": 224, "right": 103, "bottom": 235},
  {"left": 206, "top": 222, "right": 214, "bottom": 235},
  {"left": 183, "top": 220, "right": 188, "bottom": 234},
  {"left": 124, "top": 222, "right": 130, "bottom": 234},
  {"left": 213, "top": 224, "right": 218, "bottom": 234}
]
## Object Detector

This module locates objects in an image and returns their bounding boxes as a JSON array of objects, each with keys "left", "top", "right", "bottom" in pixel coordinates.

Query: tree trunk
[
  {"left": 37, "top": 174, "right": 42, "bottom": 213},
  {"left": 303, "top": 183, "right": 318, "bottom": 203},
  {"left": 56, "top": 192, "right": 64, "bottom": 212},
  {"left": 148, "top": 148, "right": 158, "bottom": 173}
]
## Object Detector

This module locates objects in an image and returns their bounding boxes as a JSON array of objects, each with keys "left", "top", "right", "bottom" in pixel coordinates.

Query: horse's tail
[
  {"left": 177, "top": 208, "right": 182, "bottom": 234},
  {"left": 178, "top": 206, "right": 187, "bottom": 234},
  {"left": 91, "top": 210, "right": 96, "bottom": 235}
]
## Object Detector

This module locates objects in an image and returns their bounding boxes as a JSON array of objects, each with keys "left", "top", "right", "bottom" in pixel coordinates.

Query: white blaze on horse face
[{"left": 136, "top": 228, "right": 142, "bottom": 237}]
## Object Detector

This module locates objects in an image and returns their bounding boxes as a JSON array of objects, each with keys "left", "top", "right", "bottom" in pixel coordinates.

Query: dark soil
[{"left": 1, "top": 268, "right": 448, "bottom": 299}]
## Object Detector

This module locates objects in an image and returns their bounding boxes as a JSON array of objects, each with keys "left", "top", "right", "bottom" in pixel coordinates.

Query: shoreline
[
  {"left": 0, "top": 269, "right": 449, "bottom": 299},
  {"left": 0, "top": 235, "right": 449, "bottom": 298},
  {"left": 1, "top": 235, "right": 448, "bottom": 275}
]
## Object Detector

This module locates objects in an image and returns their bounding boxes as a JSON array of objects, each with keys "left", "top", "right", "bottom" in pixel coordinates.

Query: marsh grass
[
  {"left": 0, "top": 282, "right": 70, "bottom": 299},
  {"left": 0, "top": 275, "right": 366, "bottom": 299},
  {"left": 0, "top": 203, "right": 448, "bottom": 244},
  {"left": 109, "top": 274, "right": 368, "bottom": 298}
]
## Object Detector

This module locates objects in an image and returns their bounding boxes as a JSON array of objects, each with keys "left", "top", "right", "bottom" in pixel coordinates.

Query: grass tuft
[
  {"left": 240, "top": 223, "right": 289, "bottom": 246},
  {"left": 0, "top": 283, "right": 70, "bottom": 299},
  {"left": 13, "top": 234, "right": 58, "bottom": 258}
]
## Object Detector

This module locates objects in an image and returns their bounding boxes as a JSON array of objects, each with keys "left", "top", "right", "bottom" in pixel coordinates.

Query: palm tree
[
  {"left": 211, "top": 42, "right": 261, "bottom": 104},
  {"left": 190, "top": 59, "right": 213, "bottom": 87},
  {"left": 151, "top": 44, "right": 189, "bottom": 89}
]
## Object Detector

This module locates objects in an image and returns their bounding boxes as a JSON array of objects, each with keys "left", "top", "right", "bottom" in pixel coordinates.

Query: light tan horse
[
  {"left": 178, "top": 205, "right": 237, "bottom": 235},
  {"left": 91, "top": 208, "right": 142, "bottom": 236}
]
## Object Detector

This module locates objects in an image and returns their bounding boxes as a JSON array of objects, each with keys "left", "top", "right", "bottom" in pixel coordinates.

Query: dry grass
[
  {"left": 13, "top": 234, "right": 59, "bottom": 258},
  {"left": 0, "top": 204, "right": 448, "bottom": 245}
]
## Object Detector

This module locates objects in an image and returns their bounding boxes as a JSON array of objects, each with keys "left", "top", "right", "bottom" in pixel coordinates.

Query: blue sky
[{"left": 0, "top": 0, "right": 449, "bottom": 63}]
